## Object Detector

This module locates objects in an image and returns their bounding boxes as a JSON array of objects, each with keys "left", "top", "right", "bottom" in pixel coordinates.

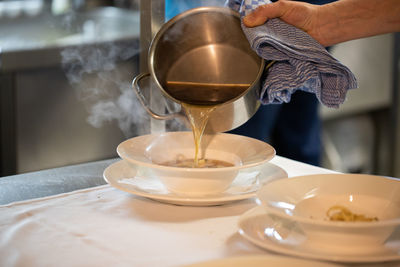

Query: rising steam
[{"left": 60, "top": 42, "right": 151, "bottom": 137}]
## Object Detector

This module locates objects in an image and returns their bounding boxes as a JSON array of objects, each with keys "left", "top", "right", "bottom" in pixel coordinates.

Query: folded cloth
[{"left": 227, "top": 0, "right": 357, "bottom": 108}]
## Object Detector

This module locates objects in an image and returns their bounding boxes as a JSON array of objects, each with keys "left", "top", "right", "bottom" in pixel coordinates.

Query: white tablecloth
[{"left": 0, "top": 156, "right": 397, "bottom": 267}]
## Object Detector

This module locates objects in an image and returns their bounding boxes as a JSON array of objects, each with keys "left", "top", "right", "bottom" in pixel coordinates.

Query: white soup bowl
[
  {"left": 117, "top": 131, "right": 275, "bottom": 196},
  {"left": 256, "top": 174, "right": 400, "bottom": 254}
]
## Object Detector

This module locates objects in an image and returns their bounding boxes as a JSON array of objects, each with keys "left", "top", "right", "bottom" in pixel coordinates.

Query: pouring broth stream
[{"left": 160, "top": 81, "right": 249, "bottom": 168}]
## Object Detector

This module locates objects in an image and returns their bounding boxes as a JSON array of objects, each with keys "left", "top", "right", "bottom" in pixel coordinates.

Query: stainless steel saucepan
[{"left": 133, "top": 6, "right": 269, "bottom": 132}]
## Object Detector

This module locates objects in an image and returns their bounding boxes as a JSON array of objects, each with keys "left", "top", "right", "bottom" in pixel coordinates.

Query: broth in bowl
[{"left": 160, "top": 158, "right": 235, "bottom": 168}]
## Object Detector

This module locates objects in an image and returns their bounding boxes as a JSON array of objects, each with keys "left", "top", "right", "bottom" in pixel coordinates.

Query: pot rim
[{"left": 147, "top": 6, "right": 265, "bottom": 106}]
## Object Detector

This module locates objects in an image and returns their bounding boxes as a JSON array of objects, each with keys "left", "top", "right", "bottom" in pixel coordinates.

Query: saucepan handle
[{"left": 132, "top": 73, "right": 183, "bottom": 121}]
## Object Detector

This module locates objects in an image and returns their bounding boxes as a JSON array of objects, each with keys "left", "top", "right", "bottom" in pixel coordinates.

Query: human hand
[{"left": 243, "top": 0, "right": 326, "bottom": 45}]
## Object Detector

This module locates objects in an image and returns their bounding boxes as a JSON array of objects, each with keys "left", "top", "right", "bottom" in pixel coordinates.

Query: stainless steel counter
[{"left": 0, "top": 158, "right": 117, "bottom": 205}]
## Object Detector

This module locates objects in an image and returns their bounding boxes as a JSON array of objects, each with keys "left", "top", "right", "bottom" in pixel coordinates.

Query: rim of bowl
[
  {"left": 256, "top": 174, "right": 400, "bottom": 227},
  {"left": 117, "top": 132, "right": 276, "bottom": 173}
]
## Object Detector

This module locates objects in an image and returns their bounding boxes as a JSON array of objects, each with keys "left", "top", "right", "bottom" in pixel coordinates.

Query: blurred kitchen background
[{"left": 0, "top": 0, "right": 399, "bottom": 178}]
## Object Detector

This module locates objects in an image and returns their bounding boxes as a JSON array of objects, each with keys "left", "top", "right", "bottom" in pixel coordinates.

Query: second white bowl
[{"left": 256, "top": 174, "right": 400, "bottom": 253}]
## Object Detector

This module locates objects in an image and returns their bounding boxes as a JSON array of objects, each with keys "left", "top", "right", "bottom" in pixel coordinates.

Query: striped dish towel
[{"left": 227, "top": 0, "right": 357, "bottom": 108}]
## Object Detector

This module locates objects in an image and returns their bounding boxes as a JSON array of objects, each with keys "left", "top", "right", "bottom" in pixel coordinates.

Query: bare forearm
[
  {"left": 243, "top": 0, "right": 400, "bottom": 47},
  {"left": 317, "top": 0, "right": 400, "bottom": 46}
]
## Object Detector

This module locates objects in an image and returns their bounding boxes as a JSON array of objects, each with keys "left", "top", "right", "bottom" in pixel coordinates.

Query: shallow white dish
[
  {"left": 256, "top": 174, "right": 400, "bottom": 253},
  {"left": 183, "top": 254, "right": 343, "bottom": 267},
  {"left": 238, "top": 206, "right": 400, "bottom": 263},
  {"left": 117, "top": 132, "right": 275, "bottom": 196},
  {"left": 103, "top": 160, "right": 287, "bottom": 206}
]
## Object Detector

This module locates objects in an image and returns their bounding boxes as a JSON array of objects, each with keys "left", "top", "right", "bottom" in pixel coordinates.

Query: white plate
[
  {"left": 103, "top": 160, "right": 287, "bottom": 206},
  {"left": 183, "top": 254, "right": 343, "bottom": 267},
  {"left": 238, "top": 206, "right": 400, "bottom": 263}
]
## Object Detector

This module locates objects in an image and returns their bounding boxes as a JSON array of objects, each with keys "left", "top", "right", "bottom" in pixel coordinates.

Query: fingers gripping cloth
[{"left": 227, "top": 0, "right": 357, "bottom": 108}]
